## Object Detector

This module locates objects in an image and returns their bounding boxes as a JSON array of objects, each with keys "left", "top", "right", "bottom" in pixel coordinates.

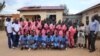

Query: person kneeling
[
  {"left": 19, "top": 32, "right": 28, "bottom": 50},
  {"left": 28, "top": 31, "right": 38, "bottom": 51},
  {"left": 59, "top": 35, "right": 68, "bottom": 49}
]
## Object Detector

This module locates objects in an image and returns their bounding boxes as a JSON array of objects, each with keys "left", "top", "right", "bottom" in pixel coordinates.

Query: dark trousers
[
  {"left": 13, "top": 34, "right": 19, "bottom": 47},
  {"left": 88, "top": 31, "right": 96, "bottom": 51},
  {"left": 84, "top": 35, "right": 88, "bottom": 48},
  {"left": 7, "top": 33, "right": 14, "bottom": 48},
  {"left": 74, "top": 31, "right": 78, "bottom": 45}
]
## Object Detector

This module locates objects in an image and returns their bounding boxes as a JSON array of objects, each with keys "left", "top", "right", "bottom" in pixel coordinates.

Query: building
[
  {"left": 77, "top": 3, "right": 100, "bottom": 25},
  {"left": 63, "top": 14, "right": 81, "bottom": 23},
  {"left": 0, "top": 14, "right": 20, "bottom": 20},
  {"left": 18, "top": 6, "right": 64, "bottom": 23}
]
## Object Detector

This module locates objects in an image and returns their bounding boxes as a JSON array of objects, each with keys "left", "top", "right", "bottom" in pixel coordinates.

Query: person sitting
[
  {"left": 19, "top": 30, "right": 28, "bottom": 50},
  {"left": 53, "top": 32, "right": 60, "bottom": 49},
  {"left": 28, "top": 31, "right": 37, "bottom": 51},
  {"left": 59, "top": 34, "right": 68, "bottom": 49}
]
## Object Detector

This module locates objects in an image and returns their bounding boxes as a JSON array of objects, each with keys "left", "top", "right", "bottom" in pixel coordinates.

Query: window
[{"left": 86, "top": 16, "right": 89, "bottom": 24}]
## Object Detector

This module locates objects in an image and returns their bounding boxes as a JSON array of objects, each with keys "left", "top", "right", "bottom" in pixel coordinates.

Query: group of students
[
  {"left": 5, "top": 16, "right": 99, "bottom": 52},
  {"left": 5, "top": 18, "right": 69, "bottom": 51}
]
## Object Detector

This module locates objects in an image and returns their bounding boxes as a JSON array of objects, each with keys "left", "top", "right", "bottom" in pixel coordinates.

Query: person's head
[
  {"left": 32, "top": 18, "right": 35, "bottom": 22},
  {"left": 81, "top": 23, "right": 84, "bottom": 26},
  {"left": 72, "top": 23, "right": 76, "bottom": 28},
  {"left": 26, "top": 18, "right": 29, "bottom": 21},
  {"left": 19, "top": 18, "right": 23, "bottom": 22},
  {"left": 14, "top": 19, "right": 18, "bottom": 24},
  {"left": 79, "top": 23, "right": 84, "bottom": 26},
  {"left": 93, "top": 14, "right": 99, "bottom": 21},
  {"left": 6, "top": 17, "right": 11, "bottom": 22},
  {"left": 92, "top": 17, "right": 95, "bottom": 22}
]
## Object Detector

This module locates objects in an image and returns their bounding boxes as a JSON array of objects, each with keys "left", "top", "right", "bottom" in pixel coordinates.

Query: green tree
[
  {"left": 60, "top": 4, "right": 69, "bottom": 15},
  {"left": 0, "top": 1, "right": 5, "bottom": 12}
]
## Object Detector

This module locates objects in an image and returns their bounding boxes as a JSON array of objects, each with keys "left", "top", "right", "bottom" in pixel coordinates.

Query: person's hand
[{"left": 94, "top": 32, "right": 96, "bottom": 34}]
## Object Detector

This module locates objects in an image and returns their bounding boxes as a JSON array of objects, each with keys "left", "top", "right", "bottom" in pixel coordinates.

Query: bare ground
[{"left": 0, "top": 31, "right": 100, "bottom": 56}]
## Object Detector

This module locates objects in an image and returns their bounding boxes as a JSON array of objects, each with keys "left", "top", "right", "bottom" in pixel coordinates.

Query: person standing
[
  {"left": 84, "top": 22, "right": 89, "bottom": 48},
  {"left": 68, "top": 24, "right": 76, "bottom": 48},
  {"left": 12, "top": 19, "right": 21, "bottom": 48},
  {"left": 88, "top": 17, "right": 99, "bottom": 52},
  {"left": 5, "top": 17, "right": 13, "bottom": 48},
  {"left": 77, "top": 23, "right": 85, "bottom": 48}
]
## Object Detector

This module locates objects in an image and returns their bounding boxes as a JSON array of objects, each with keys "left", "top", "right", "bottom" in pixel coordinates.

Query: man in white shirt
[
  {"left": 12, "top": 19, "right": 21, "bottom": 48},
  {"left": 5, "top": 17, "right": 13, "bottom": 48},
  {"left": 84, "top": 22, "right": 89, "bottom": 48}
]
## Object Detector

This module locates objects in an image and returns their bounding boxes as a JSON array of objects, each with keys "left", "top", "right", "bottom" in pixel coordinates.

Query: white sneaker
[
  {"left": 28, "top": 48, "right": 31, "bottom": 51},
  {"left": 12, "top": 47, "right": 15, "bottom": 49}
]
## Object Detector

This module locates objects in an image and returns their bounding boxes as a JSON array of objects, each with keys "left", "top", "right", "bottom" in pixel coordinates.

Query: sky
[{"left": 0, "top": 0, "right": 100, "bottom": 14}]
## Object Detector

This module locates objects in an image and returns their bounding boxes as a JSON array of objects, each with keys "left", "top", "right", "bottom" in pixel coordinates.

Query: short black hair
[{"left": 6, "top": 17, "right": 11, "bottom": 22}]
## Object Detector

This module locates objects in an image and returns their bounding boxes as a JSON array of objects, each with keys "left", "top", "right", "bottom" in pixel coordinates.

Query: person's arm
[
  {"left": 12, "top": 24, "right": 16, "bottom": 33},
  {"left": 4, "top": 22, "right": 8, "bottom": 35},
  {"left": 95, "top": 21, "right": 99, "bottom": 34}
]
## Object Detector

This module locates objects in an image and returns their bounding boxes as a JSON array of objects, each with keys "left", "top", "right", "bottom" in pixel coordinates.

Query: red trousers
[{"left": 68, "top": 34, "right": 74, "bottom": 47}]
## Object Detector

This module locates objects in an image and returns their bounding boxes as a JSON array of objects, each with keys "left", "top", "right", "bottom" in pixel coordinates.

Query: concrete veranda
[{"left": 0, "top": 31, "right": 100, "bottom": 56}]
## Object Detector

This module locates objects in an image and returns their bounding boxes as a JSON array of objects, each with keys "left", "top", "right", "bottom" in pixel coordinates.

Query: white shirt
[
  {"left": 85, "top": 25, "right": 90, "bottom": 35},
  {"left": 12, "top": 23, "right": 21, "bottom": 35},
  {"left": 99, "top": 24, "right": 100, "bottom": 31},
  {"left": 4, "top": 21, "right": 12, "bottom": 33},
  {"left": 79, "top": 26, "right": 85, "bottom": 32}
]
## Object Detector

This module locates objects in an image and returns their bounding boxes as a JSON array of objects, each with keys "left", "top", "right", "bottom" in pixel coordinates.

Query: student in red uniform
[
  {"left": 68, "top": 24, "right": 76, "bottom": 48},
  {"left": 56, "top": 24, "right": 61, "bottom": 31},
  {"left": 59, "top": 30, "right": 63, "bottom": 37},
  {"left": 24, "top": 18, "right": 29, "bottom": 29},
  {"left": 37, "top": 19, "right": 42, "bottom": 30},
  {"left": 19, "top": 18, "right": 24, "bottom": 27},
  {"left": 62, "top": 23, "right": 67, "bottom": 33}
]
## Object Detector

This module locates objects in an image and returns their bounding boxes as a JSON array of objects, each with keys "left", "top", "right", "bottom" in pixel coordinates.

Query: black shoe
[
  {"left": 21, "top": 47, "right": 23, "bottom": 50},
  {"left": 89, "top": 50, "right": 95, "bottom": 52}
]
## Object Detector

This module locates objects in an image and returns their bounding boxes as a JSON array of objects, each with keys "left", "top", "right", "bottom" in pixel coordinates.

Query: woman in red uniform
[{"left": 68, "top": 24, "right": 76, "bottom": 48}]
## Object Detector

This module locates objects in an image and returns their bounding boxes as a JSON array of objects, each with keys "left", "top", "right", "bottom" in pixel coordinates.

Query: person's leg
[
  {"left": 14, "top": 35, "right": 17, "bottom": 47},
  {"left": 91, "top": 33, "right": 96, "bottom": 52},
  {"left": 10, "top": 33, "right": 14, "bottom": 47},
  {"left": 74, "top": 31, "right": 78, "bottom": 45},
  {"left": 84, "top": 35, "right": 87, "bottom": 48},
  {"left": 68, "top": 36, "right": 71, "bottom": 47},
  {"left": 7, "top": 33, "right": 12, "bottom": 48},
  {"left": 16, "top": 34, "right": 19, "bottom": 47},
  {"left": 71, "top": 36, "right": 74, "bottom": 47},
  {"left": 13, "top": 35, "right": 16, "bottom": 47},
  {"left": 88, "top": 33, "right": 91, "bottom": 50}
]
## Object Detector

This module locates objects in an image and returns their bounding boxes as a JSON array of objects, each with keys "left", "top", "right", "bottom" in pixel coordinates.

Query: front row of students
[{"left": 19, "top": 30, "right": 68, "bottom": 51}]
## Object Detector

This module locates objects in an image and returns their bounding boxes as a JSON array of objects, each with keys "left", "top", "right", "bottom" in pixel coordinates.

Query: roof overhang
[{"left": 76, "top": 3, "right": 100, "bottom": 15}]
